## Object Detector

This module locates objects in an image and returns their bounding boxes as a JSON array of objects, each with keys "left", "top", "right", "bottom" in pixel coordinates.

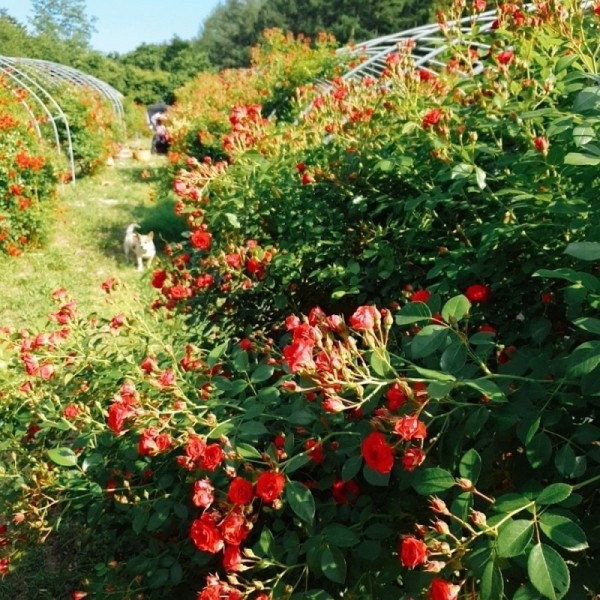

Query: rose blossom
[
  {"left": 465, "top": 283, "right": 490, "bottom": 303},
  {"left": 192, "top": 479, "right": 215, "bottom": 508},
  {"left": 429, "top": 577, "right": 461, "bottom": 600},
  {"left": 189, "top": 513, "right": 223, "bottom": 554},
  {"left": 220, "top": 512, "right": 250, "bottom": 546},
  {"left": 400, "top": 536, "right": 428, "bottom": 568},
  {"left": 349, "top": 305, "right": 380, "bottom": 331},
  {"left": 402, "top": 446, "right": 426, "bottom": 472},
  {"left": 394, "top": 415, "right": 427, "bottom": 441},
  {"left": 255, "top": 471, "right": 286, "bottom": 503},
  {"left": 361, "top": 431, "right": 395, "bottom": 474},
  {"left": 227, "top": 477, "right": 254, "bottom": 505},
  {"left": 199, "top": 443, "right": 224, "bottom": 471}
]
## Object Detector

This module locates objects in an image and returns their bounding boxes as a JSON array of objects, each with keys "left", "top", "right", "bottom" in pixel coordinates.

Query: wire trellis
[{"left": 0, "top": 56, "right": 124, "bottom": 183}]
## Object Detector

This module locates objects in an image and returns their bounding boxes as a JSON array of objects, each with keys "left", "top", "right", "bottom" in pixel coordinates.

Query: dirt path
[{"left": 0, "top": 149, "right": 167, "bottom": 330}]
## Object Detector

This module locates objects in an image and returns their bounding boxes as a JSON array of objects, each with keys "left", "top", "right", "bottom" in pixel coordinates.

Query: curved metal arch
[
  {"left": 335, "top": 1, "right": 595, "bottom": 83},
  {"left": 0, "top": 59, "right": 76, "bottom": 182},
  {"left": 1, "top": 57, "right": 124, "bottom": 120}
]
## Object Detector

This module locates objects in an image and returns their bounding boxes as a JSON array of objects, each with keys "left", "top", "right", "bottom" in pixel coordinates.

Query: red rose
[
  {"left": 465, "top": 284, "right": 490, "bottom": 303},
  {"left": 220, "top": 512, "right": 250, "bottom": 546},
  {"left": 185, "top": 435, "right": 206, "bottom": 461},
  {"left": 402, "top": 446, "right": 426, "bottom": 472},
  {"left": 222, "top": 544, "right": 242, "bottom": 571},
  {"left": 107, "top": 402, "right": 135, "bottom": 434},
  {"left": 192, "top": 479, "right": 215, "bottom": 508},
  {"left": 63, "top": 403, "right": 79, "bottom": 419},
  {"left": 151, "top": 269, "right": 167, "bottom": 289},
  {"left": 283, "top": 338, "right": 315, "bottom": 373},
  {"left": 256, "top": 471, "right": 286, "bottom": 503},
  {"left": 534, "top": 136, "right": 549, "bottom": 154},
  {"left": 331, "top": 479, "right": 360, "bottom": 504},
  {"left": 393, "top": 415, "right": 427, "bottom": 441},
  {"left": 305, "top": 439, "right": 324, "bottom": 464},
  {"left": 400, "top": 536, "right": 428, "bottom": 568},
  {"left": 199, "top": 443, "right": 224, "bottom": 471},
  {"left": 349, "top": 305, "right": 380, "bottom": 331},
  {"left": 361, "top": 431, "right": 395, "bottom": 474},
  {"left": 410, "top": 289, "right": 431, "bottom": 303},
  {"left": 189, "top": 513, "right": 223, "bottom": 554},
  {"left": 422, "top": 108, "right": 443, "bottom": 129},
  {"left": 496, "top": 50, "right": 514, "bottom": 65},
  {"left": 190, "top": 229, "right": 212, "bottom": 250},
  {"left": 227, "top": 477, "right": 254, "bottom": 505},
  {"left": 386, "top": 382, "right": 408, "bottom": 410},
  {"left": 429, "top": 578, "right": 461, "bottom": 600}
]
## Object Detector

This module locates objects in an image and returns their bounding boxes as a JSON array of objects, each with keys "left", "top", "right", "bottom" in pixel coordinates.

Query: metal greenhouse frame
[
  {"left": 330, "top": 1, "right": 595, "bottom": 84},
  {"left": 0, "top": 56, "right": 124, "bottom": 183}
]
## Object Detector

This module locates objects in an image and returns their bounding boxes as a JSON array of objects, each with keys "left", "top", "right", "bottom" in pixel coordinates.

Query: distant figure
[{"left": 151, "top": 114, "right": 169, "bottom": 155}]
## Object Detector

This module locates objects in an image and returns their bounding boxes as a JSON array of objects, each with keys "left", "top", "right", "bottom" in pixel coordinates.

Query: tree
[
  {"left": 29, "top": 0, "right": 96, "bottom": 56},
  {"left": 198, "top": 0, "right": 265, "bottom": 69},
  {"left": 0, "top": 10, "right": 35, "bottom": 57}
]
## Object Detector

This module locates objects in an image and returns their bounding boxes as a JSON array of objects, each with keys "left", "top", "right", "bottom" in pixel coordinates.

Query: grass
[
  {"left": 0, "top": 151, "right": 183, "bottom": 331},
  {"left": 0, "top": 148, "right": 186, "bottom": 599}
]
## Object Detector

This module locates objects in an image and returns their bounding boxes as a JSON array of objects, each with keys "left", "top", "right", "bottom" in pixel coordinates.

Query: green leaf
[
  {"left": 481, "top": 560, "right": 504, "bottom": 600},
  {"left": 285, "top": 481, "right": 315, "bottom": 524},
  {"left": 527, "top": 543, "right": 570, "bottom": 600},
  {"left": 369, "top": 348, "right": 392, "bottom": 377},
  {"left": 536, "top": 483, "right": 573, "bottom": 506},
  {"left": 238, "top": 421, "right": 269, "bottom": 436},
  {"left": 207, "top": 341, "right": 229, "bottom": 368},
  {"left": 496, "top": 520, "right": 534, "bottom": 558},
  {"left": 572, "top": 126, "right": 595, "bottom": 147},
  {"left": 463, "top": 378, "right": 507, "bottom": 403},
  {"left": 459, "top": 449, "right": 482, "bottom": 484},
  {"left": 513, "top": 583, "right": 545, "bottom": 599},
  {"left": 526, "top": 433, "right": 553, "bottom": 468},
  {"left": 321, "top": 545, "right": 347, "bottom": 584},
  {"left": 412, "top": 365, "right": 456, "bottom": 382},
  {"left": 441, "top": 295, "right": 471, "bottom": 323},
  {"left": 224, "top": 212, "right": 241, "bottom": 228},
  {"left": 341, "top": 455, "right": 362, "bottom": 481},
  {"left": 539, "top": 512, "right": 588, "bottom": 552},
  {"left": 395, "top": 302, "right": 432, "bottom": 325},
  {"left": 427, "top": 380, "right": 454, "bottom": 399},
  {"left": 236, "top": 443, "right": 263, "bottom": 459},
  {"left": 573, "top": 86, "right": 600, "bottom": 112},
  {"left": 564, "top": 151, "right": 600, "bottom": 165},
  {"left": 534, "top": 267, "right": 599, "bottom": 291},
  {"left": 451, "top": 162, "right": 473, "bottom": 179},
  {"left": 411, "top": 325, "right": 448, "bottom": 359},
  {"left": 251, "top": 363, "right": 274, "bottom": 383},
  {"left": 375, "top": 159, "right": 394, "bottom": 172},
  {"left": 47, "top": 447, "right": 78, "bottom": 468},
  {"left": 564, "top": 241, "right": 600, "bottom": 261},
  {"left": 291, "top": 590, "right": 335, "bottom": 600},
  {"left": 567, "top": 341, "right": 600, "bottom": 377},
  {"left": 282, "top": 453, "right": 311, "bottom": 474},
  {"left": 475, "top": 166, "right": 487, "bottom": 190},
  {"left": 573, "top": 317, "right": 600, "bottom": 335},
  {"left": 440, "top": 341, "right": 467, "bottom": 374},
  {"left": 411, "top": 467, "right": 455, "bottom": 495},
  {"left": 323, "top": 524, "right": 360, "bottom": 548},
  {"left": 132, "top": 509, "right": 149, "bottom": 535}
]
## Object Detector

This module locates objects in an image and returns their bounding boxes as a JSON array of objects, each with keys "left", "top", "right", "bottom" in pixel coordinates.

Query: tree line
[{"left": 0, "top": 0, "right": 448, "bottom": 106}]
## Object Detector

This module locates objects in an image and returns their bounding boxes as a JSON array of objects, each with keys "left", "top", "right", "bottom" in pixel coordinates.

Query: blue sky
[{"left": 0, "top": 0, "right": 222, "bottom": 54}]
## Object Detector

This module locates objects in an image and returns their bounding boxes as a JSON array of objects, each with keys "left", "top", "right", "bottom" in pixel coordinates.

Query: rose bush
[
  {"left": 1, "top": 1, "right": 599, "bottom": 599},
  {"left": 157, "top": 0, "right": 599, "bottom": 339},
  {"left": 0, "top": 79, "right": 59, "bottom": 255},
  {"left": 0, "top": 247, "right": 598, "bottom": 598}
]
